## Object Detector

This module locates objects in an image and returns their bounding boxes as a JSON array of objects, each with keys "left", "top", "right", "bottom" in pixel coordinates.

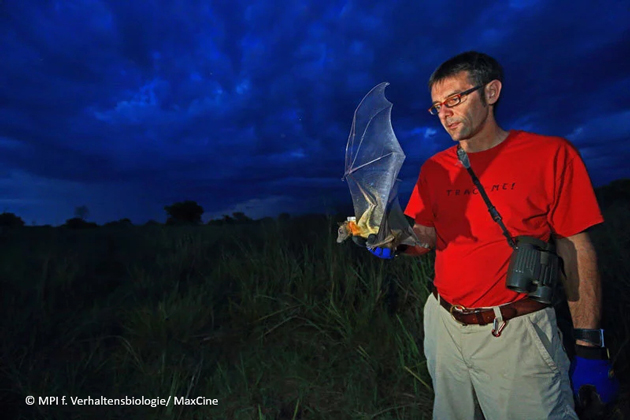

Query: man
[{"left": 369, "top": 51, "right": 618, "bottom": 419}]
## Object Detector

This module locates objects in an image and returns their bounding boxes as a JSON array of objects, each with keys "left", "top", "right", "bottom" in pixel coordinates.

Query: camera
[{"left": 505, "top": 236, "right": 559, "bottom": 304}]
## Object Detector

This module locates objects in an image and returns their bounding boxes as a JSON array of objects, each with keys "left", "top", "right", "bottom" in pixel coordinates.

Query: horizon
[{"left": 2, "top": 176, "right": 628, "bottom": 227}]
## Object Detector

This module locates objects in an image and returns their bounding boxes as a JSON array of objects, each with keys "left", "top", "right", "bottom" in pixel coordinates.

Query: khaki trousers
[{"left": 423, "top": 293, "right": 578, "bottom": 420}]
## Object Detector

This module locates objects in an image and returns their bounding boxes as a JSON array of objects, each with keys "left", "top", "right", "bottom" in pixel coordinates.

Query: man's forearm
[
  {"left": 556, "top": 232, "right": 602, "bottom": 344},
  {"left": 566, "top": 260, "right": 602, "bottom": 329},
  {"left": 400, "top": 244, "right": 432, "bottom": 256},
  {"left": 399, "top": 223, "right": 436, "bottom": 256}
]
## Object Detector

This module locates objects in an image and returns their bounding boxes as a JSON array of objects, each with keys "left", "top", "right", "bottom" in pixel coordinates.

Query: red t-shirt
[{"left": 404, "top": 130, "right": 604, "bottom": 308}]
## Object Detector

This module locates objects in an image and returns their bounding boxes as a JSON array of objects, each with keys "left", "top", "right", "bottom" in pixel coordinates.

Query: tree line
[
  {"left": 0, "top": 200, "right": 293, "bottom": 229},
  {"left": 1, "top": 179, "right": 628, "bottom": 229}
]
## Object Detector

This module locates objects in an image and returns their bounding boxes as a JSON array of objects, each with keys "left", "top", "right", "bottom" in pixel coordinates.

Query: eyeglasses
[{"left": 428, "top": 85, "right": 484, "bottom": 115}]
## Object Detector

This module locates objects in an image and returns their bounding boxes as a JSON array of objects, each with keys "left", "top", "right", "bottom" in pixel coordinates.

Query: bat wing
[{"left": 343, "top": 82, "right": 421, "bottom": 248}]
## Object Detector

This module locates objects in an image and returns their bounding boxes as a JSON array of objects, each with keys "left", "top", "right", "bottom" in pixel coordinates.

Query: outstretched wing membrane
[{"left": 342, "top": 82, "right": 421, "bottom": 248}]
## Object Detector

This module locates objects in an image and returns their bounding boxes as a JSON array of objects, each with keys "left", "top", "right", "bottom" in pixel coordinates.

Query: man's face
[{"left": 430, "top": 71, "right": 490, "bottom": 142}]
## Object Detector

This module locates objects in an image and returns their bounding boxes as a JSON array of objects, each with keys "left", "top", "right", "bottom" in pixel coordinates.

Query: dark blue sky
[{"left": 1, "top": 0, "right": 629, "bottom": 225}]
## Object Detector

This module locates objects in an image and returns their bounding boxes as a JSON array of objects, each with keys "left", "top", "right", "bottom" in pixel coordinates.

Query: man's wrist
[
  {"left": 575, "top": 344, "right": 610, "bottom": 360},
  {"left": 574, "top": 328, "right": 605, "bottom": 348},
  {"left": 575, "top": 339, "right": 597, "bottom": 348}
]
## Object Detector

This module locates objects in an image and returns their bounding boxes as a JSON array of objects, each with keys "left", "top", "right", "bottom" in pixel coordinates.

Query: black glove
[{"left": 351, "top": 235, "right": 367, "bottom": 247}]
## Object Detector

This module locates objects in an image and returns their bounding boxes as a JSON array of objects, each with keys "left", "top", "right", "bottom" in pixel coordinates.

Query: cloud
[
  {"left": 0, "top": 0, "right": 628, "bottom": 224},
  {"left": 566, "top": 110, "right": 630, "bottom": 145}
]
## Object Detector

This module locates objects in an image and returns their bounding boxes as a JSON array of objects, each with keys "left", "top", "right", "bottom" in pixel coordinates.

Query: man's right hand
[
  {"left": 413, "top": 223, "right": 437, "bottom": 247},
  {"left": 398, "top": 223, "right": 436, "bottom": 256}
]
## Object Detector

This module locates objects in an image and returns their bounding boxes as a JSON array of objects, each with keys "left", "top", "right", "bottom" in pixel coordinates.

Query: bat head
[{"left": 336, "top": 221, "right": 352, "bottom": 243}]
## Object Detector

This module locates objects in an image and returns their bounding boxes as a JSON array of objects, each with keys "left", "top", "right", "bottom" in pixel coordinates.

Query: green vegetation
[
  {"left": 1, "top": 217, "right": 436, "bottom": 419},
  {"left": 1, "top": 180, "right": 628, "bottom": 419}
]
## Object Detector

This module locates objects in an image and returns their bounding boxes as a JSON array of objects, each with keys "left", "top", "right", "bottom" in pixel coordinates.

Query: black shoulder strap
[{"left": 457, "top": 146, "right": 517, "bottom": 249}]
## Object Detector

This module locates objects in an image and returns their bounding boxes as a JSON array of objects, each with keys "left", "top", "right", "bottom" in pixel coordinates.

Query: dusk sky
[{"left": 1, "top": 0, "right": 629, "bottom": 226}]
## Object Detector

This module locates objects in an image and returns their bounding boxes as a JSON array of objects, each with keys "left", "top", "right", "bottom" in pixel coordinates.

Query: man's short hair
[{"left": 428, "top": 51, "right": 504, "bottom": 109}]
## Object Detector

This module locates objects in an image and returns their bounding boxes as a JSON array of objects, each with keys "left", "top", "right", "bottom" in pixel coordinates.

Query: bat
[{"left": 337, "top": 82, "right": 422, "bottom": 250}]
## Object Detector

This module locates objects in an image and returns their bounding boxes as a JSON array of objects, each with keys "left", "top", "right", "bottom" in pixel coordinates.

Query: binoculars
[{"left": 505, "top": 236, "right": 560, "bottom": 304}]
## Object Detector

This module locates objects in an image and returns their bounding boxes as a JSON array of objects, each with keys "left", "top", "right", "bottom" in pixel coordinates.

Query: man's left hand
[{"left": 570, "top": 345, "right": 620, "bottom": 406}]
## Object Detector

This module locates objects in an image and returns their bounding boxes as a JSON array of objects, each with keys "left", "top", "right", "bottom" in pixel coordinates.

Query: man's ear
[{"left": 485, "top": 80, "right": 502, "bottom": 105}]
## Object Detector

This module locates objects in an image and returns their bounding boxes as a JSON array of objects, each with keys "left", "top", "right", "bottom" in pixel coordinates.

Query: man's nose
[{"left": 438, "top": 105, "right": 452, "bottom": 119}]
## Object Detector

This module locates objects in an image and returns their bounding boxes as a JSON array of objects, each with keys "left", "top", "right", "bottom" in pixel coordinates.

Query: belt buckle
[{"left": 449, "top": 304, "right": 468, "bottom": 324}]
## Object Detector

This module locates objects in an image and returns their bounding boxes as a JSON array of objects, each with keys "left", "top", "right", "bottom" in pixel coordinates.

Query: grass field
[{"left": 1, "top": 201, "right": 628, "bottom": 419}]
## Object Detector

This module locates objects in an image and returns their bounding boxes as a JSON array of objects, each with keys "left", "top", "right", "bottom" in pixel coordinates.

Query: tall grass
[
  {"left": 1, "top": 218, "right": 436, "bottom": 419},
  {"left": 588, "top": 201, "right": 630, "bottom": 389},
  {"left": 2, "top": 205, "right": 628, "bottom": 419}
]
